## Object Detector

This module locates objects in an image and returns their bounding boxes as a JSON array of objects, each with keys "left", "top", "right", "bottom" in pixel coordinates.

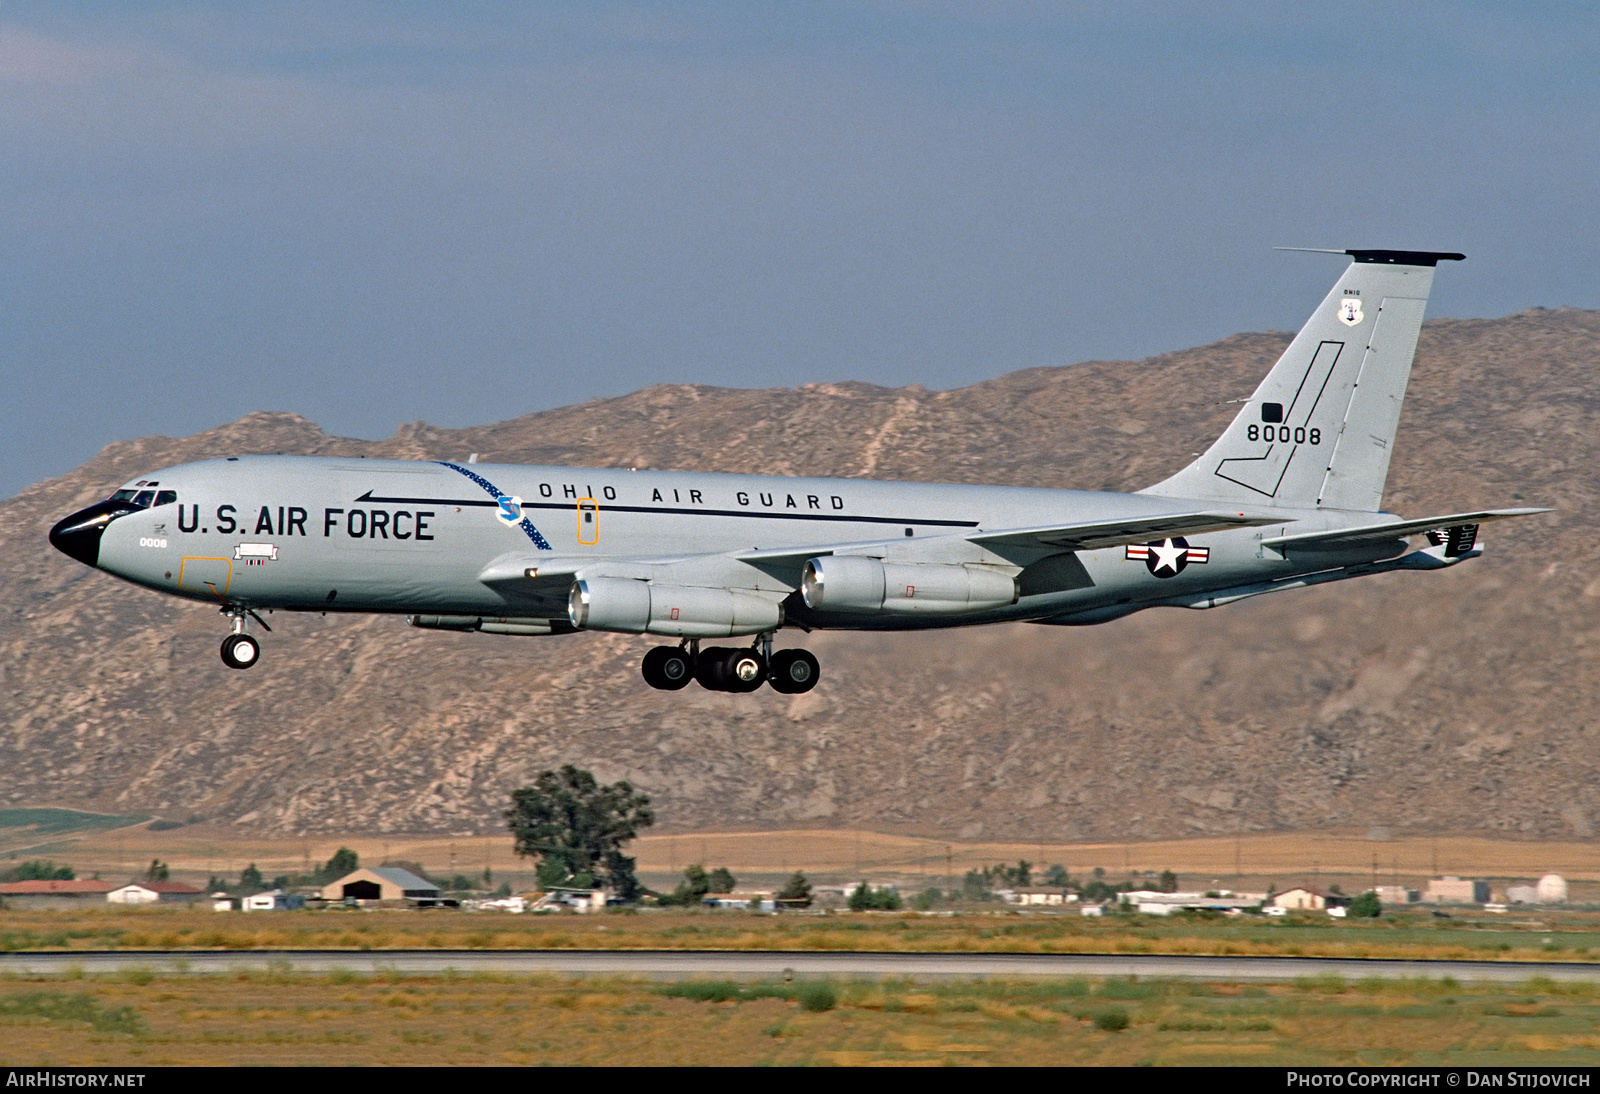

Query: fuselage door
[
  {"left": 577, "top": 497, "right": 600, "bottom": 545},
  {"left": 179, "top": 556, "right": 233, "bottom": 600}
]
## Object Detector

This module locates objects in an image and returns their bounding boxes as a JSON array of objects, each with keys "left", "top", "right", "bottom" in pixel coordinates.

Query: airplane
[{"left": 49, "top": 248, "right": 1547, "bottom": 694}]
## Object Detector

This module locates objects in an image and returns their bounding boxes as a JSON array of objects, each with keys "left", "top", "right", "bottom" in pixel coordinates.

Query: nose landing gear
[
  {"left": 218, "top": 606, "right": 270, "bottom": 670},
  {"left": 638, "top": 635, "right": 819, "bottom": 694}
]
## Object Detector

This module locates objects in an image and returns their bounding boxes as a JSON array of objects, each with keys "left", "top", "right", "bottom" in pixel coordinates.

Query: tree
[
  {"left": 145, "top": 859, "right": 170, "bottom": 882},
  {"left": 506, "top": 764, "right": 654, "bottom": 901},
  {"left": 707, "top": 866, "right": 737, "bottom": 894},
  {"left": 1157, "top": 869, "right": 1179, "bottom": 893},
  {"left": 1044, "top": 864, "right": 1069, "bottom": 887},
  {"left": 1349, "top": 891, "right": 1382, "bottom": 918},
  {"left": 320, "top": 847, "right": 359, "bottom": 882},
  {"left": 662, "top": 864, "right": 712, "bottom": 906},
  {"left": 848, "top": 881, "right": 903, "bottom": 911},
  {"left": 14, "top": 860, "right": 74, "bottom": 881},
  {"left": 776, "top": 871, "right": 813, "bottom": 909},
  {"left": 239, "top": 863, "right": 264, "bottom": 893},
  {"left": 1081, "top": 879, "right": 1120, "bottom": 904}
]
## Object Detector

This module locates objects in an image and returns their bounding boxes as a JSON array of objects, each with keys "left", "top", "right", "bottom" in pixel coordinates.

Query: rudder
[{"left": 1141, "top": 249, "right": 1463, "bottom": 512}]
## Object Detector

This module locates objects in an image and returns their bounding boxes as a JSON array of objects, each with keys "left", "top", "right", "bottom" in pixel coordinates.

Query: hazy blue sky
[{"left": 4, "top": 2, "right": 1597, "bottom": 496}]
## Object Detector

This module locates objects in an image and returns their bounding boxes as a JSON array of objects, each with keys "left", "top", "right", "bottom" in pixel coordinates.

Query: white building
[
  {"left": 107, "top": 881, "right": 204, "bottom": 905},
  {"left": 1536, "top": 874, "right": 1568, "bottom": 904},
  {"left": 242, "top": 889, "right": 306, "bottom": 911}
]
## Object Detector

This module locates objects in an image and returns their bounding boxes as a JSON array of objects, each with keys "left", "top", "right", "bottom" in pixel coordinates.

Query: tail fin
[{"left": 1142, "top": 249, "right": 1463, "bottom": 512}]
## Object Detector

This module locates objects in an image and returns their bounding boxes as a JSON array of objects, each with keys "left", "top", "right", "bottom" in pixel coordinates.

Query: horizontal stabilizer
[
  {"left": 1259, "top": 507, "right": 1551, "bottom": 550},
  {"left": 970, "top": 511, "right": 1279, "bottom": 552}
]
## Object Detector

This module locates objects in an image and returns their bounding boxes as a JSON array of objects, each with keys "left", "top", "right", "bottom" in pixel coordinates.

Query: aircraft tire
[
  {"left": 220, "top": 633, "right": 260, "bottom": 670},
  {"left": 694, "top": 646, "right": 734, "bottom": 690},
  {"left": 768, "top": 648, "right": 819, "bottom": 693},
  {"left": 641, "top": 646, "right": 694, "bottom": 690},
  {"left": 724, "top": 648, "right": 767, "bottom": 693}
]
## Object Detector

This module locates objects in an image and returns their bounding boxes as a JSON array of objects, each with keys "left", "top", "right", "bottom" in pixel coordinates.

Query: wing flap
[
  {"left": 1259, "top": 507, "right": 1551, "bottom": 550},
  {"left": 969, "top": 510, "right": 1280, "bottom": 552}
]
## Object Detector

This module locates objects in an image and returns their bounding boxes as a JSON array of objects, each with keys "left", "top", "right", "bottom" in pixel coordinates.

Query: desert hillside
[{"left": 2, "top": 308, "right": 1596, "bottom": 841}]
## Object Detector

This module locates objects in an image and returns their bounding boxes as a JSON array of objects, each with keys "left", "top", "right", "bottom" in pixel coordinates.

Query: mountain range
[{"left": 3, "top": 307, "right": 1597, "bottom": 842}]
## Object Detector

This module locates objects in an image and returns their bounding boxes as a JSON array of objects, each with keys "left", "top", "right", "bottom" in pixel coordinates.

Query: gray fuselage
[{"left": 83, "top": 454, "right": 1398, "bottom": 632}]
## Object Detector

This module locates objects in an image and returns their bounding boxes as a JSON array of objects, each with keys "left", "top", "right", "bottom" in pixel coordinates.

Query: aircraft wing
[
  {"left": 967, "top": 510, "right": 1280, "bottom": 552},
  {"left": 475, "top": 510, "right": 1281, "bottom": 598},
  {"left": 1259, "top": 507, "right": 1552, "bottom": 550},
  {"left": 474, "top": 556, "right": 589, "bottom": 610}
]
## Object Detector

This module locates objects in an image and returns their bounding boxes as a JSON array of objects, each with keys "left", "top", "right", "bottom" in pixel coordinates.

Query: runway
[{"left": 3, "top": 948, "right": 1599, "bottom": 984}]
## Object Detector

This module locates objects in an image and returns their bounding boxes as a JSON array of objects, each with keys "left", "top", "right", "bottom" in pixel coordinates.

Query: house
[
  {"left": 320, "top": 867, "right": 442, "bottom": 905},
  {"left": 107, "top": 881, "right": 205, "bottom": 905},
  {"left": 702, "top": 892, "right": 775, "bottom": 911},
  {"left": 242, "top": 889, "right": 306, "bottom": 911},
  {"left": 1009, "top": 889, "right": 1071, "bottom": 907},
  {"left": 1425, "top": 877, "right": 1490, "bottom": 905},
  {"left": 1272, "top": 887, "right": 1337, "bottom": 911},
  {"left": 1124, "top": 890, "right": 1266, "bottom": 915},
  {"left": 1375, "top": 886, "right": 1418, "bottom": 906}
]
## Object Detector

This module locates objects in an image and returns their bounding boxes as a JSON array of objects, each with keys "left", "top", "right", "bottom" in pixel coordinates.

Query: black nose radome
[{"left": 49, "top": 501, "right": 133, "bottom": 568}]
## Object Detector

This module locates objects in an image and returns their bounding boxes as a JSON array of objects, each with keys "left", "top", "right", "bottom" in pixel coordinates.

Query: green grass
[
  {"left": 0, "top": 808, "right": 151, "bottom": 837},
  {"left": 0, "top": 991, "right": 144, "bottom": 1034}
]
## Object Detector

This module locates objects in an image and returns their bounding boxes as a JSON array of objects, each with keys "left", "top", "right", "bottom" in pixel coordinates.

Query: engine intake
[
  {"left": 801, "top": 556, "right": 1017, "bottom": 615},
  {"left": 568, "top": 578, "right": 782, "bottom": 637}
]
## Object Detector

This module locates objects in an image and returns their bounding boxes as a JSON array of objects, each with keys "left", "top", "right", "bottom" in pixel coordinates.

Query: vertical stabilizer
[{"left": 1141, "top": 250, "right": 1462, "bottom": 512}]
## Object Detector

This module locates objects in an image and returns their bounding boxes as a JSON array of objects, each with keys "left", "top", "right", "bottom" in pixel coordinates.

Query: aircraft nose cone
[{"left": 48, "top": 501, "right": 128, "bottom": 568}]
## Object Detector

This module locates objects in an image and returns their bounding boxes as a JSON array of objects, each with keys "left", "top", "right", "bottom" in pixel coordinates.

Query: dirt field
[{"left": 3, "top": 967, "right": 1598, "bottom": 1066}]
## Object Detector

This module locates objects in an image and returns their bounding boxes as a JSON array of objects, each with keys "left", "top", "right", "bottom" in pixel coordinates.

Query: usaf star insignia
[{"left": 1125, "top": 536, "right": 1210, "bottom": 577}]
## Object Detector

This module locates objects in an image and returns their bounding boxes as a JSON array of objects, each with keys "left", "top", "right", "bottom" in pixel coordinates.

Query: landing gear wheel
[
  {"left": 768, "top": 648, "right": 819, "bottom": 693},
  {"left": 642, "top": 645, "right": 695, "bottom": 690},
  {"left": 220, "top": 633, "right": 260, "bottom": 670},
  {"left": 693, "top": 646, "right": 734, "bottom": 690},
  {"left": 724, "top": 648, "right": 767, "bottom": 693}
]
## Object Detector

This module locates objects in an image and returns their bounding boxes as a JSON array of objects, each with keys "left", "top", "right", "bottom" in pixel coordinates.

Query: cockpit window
[{"left": 107, "top": 487, "right": 178, "bottom": 509}]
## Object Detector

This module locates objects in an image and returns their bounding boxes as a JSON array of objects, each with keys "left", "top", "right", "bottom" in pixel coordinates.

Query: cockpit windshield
[{"left": 107, "top": 486, "right": 177, "bottom": 509}]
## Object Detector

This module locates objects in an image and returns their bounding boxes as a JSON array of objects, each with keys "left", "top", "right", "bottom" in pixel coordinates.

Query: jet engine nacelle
[
  {"left": 568, "top": 577, "right": 783, "bottom": 638},
  {"left": 800, "top": 556, "right": 1017, "bottom": 615}
]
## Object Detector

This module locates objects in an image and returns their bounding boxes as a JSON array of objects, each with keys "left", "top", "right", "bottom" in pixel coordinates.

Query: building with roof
[
  {"left": 1271, "top": 887, "right": 1343, "bottom": 911},
  {"left": 320, "top": 867, "right": 442, "bottom": 904},
  {"left": 1009, "top": 888, "right": 1073, "bottom": 907},
  {"left": 0, "top": 879, "right": 116, "bottom": 908},
  {"left": 243, "top": 889, "right": 306, "bottom": 911},
  {"left": 1125, "top": 890, "right": 1266, "bottom": 915},
  {"left": 1425, "top": 877, "right": 1490, "bottom": 905},
  {"left": 107, "top": 881, "right": 204, "bottom": 904}
]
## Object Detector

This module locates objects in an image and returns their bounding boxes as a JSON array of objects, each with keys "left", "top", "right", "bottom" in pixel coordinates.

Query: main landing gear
[
  {"left": 218, "top": 606, "right": 271, "bottom": 670},
  {"left": 640, "top": 636, "right": 819, "bottom": 694}
]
